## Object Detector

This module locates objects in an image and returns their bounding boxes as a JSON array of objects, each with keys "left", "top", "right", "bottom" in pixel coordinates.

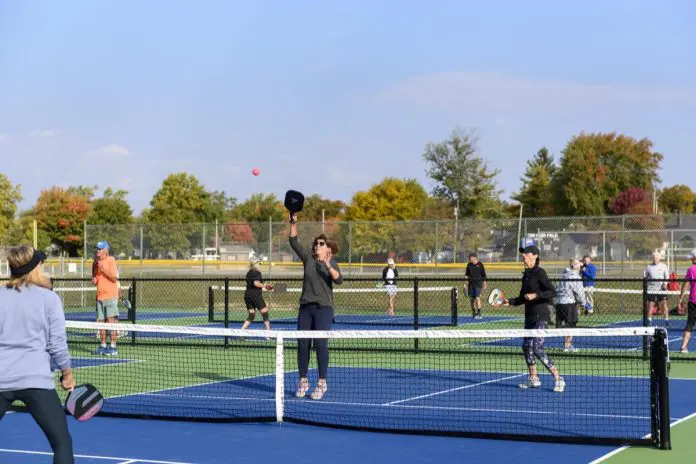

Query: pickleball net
[{"left": 61, "top": 321, "right": 672, "bottom": 449}]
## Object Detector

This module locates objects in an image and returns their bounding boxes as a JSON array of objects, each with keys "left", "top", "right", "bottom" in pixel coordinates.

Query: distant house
[
  {"left": 558, "top": 234, "right": 599, "bottom": 260},
  {"left": 219, "top": 244, "right": 254, "bottom": 262}
]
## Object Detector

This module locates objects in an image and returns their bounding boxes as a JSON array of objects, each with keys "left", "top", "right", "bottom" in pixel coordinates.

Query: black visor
[{"left": 9, "top": 250, "right": 47, "bottom": 277}]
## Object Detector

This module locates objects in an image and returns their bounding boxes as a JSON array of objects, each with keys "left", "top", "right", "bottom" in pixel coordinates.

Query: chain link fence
[{"left": 2, "top": 214, "right": 695, "bottom": 278}]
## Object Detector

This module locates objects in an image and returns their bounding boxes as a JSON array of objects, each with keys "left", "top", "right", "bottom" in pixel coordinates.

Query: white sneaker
[
  {"left": 681, "top": 348, "right": 689, "bottom": 353},
  {"left": 554, "top": 377, "right": 566, "bottom": 393},
  {"left": 518, "top": 377, "right": 542, "bottom": 389},
  {"left": 295, "top": 379, "right": 309, "bottom": 398},
  {"left": 310, "top": 381, "right": 327, "bottom": 400}
]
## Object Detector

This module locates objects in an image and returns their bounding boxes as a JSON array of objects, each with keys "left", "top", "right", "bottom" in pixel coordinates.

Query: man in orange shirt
[{"left": 92, "top": 241, "right": 120, "bottom": 356}]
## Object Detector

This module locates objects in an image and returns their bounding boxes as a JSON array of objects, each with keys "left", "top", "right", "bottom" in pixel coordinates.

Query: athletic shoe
[
  {"left": 518, "top": 378, "right": 542, "bottom": 389},
  {"left": 106, "top": 347, "right": 118, "bottom": 356},
  {"left": 554, "top": 377, "right": 566, "bottom": 392},
  {"left": 94, "top": 346, "right": 107, "bottom": 356},
  {"left": 295, "top": 379, "right": 309, "bottom": 398},
  {"left": 563, "top": 346, "right": 577, "bottom": 353},
  {"left": 681, "top": 348, "right": 689, "bottom": 353},
  {"left": 310, "top": 382, "right": 328, "bottom": 400}
]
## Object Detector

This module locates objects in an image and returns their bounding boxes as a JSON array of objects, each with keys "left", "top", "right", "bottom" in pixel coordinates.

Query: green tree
[
  {"left": 512, "top": 147, "right": 557, "bottom": 216},
  {"left": 552, "top": 132, "right": 663, "bottom": 216},
  {"left": 0, "top": 173, "right": 22, "bottom": 244},
  {"left": 423, "top": 128, "right": 502, "bottom": 218},
  {"left": 301, "top": 195, "right": 346, "bottom": 222},
  {"left": 143, "top": 173, "right": 224, "bottom": 258},
  {"left": 87, "top": 188, "right": 135, "bottom": 257},
  {"left": 659, "top": 185, "right": 696, "bottom": 214},
  {"left": 34, "top": 187, "right": 91, "bottom": 256}
]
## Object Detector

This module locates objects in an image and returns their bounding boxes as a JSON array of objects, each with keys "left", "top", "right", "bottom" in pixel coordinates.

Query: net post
[
  {"left": 224, "top": 278, "right": 229, "bottom": 349},
  {"left": 642, "top": 277, "right": 649, "bottom": 359},
  {"left": 451, "top": 287, "right": 458, "bottom": 326},
  {"left": 208, "top": 286, "right": 214, "bottom": 323},
  {"left": 275, "top": 334, "right": 285, "bottom": 423},
  {"left": 129, "top": 279, "right": 137, "bottom": 345},
  {"left": 413, "top": 278, "right": 419, "bottom": 351},
  {"left": 650, "top": 328, "right": 672, "bottom": 450}
]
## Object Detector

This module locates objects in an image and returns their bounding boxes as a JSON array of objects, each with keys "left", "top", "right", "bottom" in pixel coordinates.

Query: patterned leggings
[{"left": 522, "top": 320, "right": 555, "bottom": 369}]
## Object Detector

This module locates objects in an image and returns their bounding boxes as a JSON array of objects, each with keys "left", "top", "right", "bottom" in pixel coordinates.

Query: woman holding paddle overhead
[
  {"left": 289, "top": 212, "right": 343, "bottom": 400},
  {"left": 0, "top": 245, "right": 75, "bottom": 464}
]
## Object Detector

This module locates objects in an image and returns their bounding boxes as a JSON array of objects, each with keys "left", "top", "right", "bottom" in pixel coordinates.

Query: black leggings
[
  {"left": 0, "top": 388, "right": 74, "bottom": 464},
  {"left": 297, "top": 303, "right": 334, "bottom": 379}
]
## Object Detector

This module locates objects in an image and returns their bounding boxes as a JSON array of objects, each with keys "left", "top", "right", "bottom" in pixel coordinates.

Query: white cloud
[
  {"left": 379, "top": 72, "right": 696, "bottom": 113},
  {"left": 29, "top": 129, "right": 60, "bottom": 137},
  {"left": 0, "top": 133, "right": 9, "bottom": 142},
  {"left": 85, "top": 144, "right": 131, "bottom": 159}
]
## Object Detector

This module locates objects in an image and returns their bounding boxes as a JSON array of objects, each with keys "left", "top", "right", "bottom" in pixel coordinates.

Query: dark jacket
[
  {"left": 289, "top": 235, "right": 343, "bottom": 307},
  {"left": 507, "top": 264, "right": 556, "bottom": 323},
  {"left": 382, "top": 266, "right": 398, "bottom": 285}
]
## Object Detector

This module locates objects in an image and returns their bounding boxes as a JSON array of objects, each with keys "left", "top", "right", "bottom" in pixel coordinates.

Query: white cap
[
  {"left": 688, "top": 249, "right": 696, "bottom": 259},
  {"left": 387, "top": 258, "right": 395, "bottom": 265}
]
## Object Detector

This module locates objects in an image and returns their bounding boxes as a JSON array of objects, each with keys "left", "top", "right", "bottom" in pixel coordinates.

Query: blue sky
[{"left": 1, "top": 0, "right": 694, "bottom": 215}]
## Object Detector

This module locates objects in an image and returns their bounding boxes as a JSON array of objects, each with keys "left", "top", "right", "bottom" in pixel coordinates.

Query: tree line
[{"left": 1, "top": 130, "right": 694, "bottom": 256}]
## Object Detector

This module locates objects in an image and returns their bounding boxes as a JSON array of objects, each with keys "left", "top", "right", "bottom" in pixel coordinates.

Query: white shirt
[{"left": 644, "top": 263, "right": 669, "bottom": 292}]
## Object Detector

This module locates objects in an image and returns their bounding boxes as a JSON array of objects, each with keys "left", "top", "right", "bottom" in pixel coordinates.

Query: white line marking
[
  {"left": 587, "top": 410, "right": 696, "bottom": 464},
  {"left": 383, "top": 373, "right": 527, "bottom": 405},
  {"left": 0, "top": 448, "right": 195, "bottom": 463},
  {"left": 118, "top": 460, "right": 137, "bottom": 464}
]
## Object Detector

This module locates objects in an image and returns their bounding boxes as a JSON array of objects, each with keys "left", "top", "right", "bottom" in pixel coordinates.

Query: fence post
[
  {"left": 224, "top": 277, "right": 229, "bottom": 349},
  {"left": 139, "top": 225, "right": 144, "bottom": 275},
  {"left": 202, "top": 225, "right": 207, "bottom": 275},
  {"left": 642, "top": 276, "right": 649, "bottom": 359},
  {"left": 268, "top": 217, "right": 273, "bottom": 279},
  {"left": 348, "top": 222, "right": 353, "bottom": 276},
  {"left": 130, "top": 278, "right": 137, "bottom": 345},
  {"left": 413, "top": 277, "right": 419, "bottom": 352},
  {"left": 621, "top": 215, "right": 626, "bottom": 278},
  {"left": 434, "top": 221, "right": 439, "bottom": 274},
  {"left": 602, "top": 232, "right": 606, "bottom": 276}
]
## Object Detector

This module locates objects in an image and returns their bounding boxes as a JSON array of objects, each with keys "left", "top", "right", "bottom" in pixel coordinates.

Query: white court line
[
  {"left": 383, "top": 373, "right": 527, "bottom": 405},
  {"left": 0, "top": 448, "right": 195, "bottom": 464},
  {"left": 588, "top": 410, "right": 696, "bottom": 464},
  {"left": 118, "top": 461, "right": 137, "bottom": 464}
]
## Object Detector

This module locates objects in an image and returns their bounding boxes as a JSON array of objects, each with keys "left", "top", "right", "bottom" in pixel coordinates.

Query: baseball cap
[
  {"left": 519, "top": 245, "right": 540, "bottom": 255},
  {"left": 95, "top": 241, "right": 109, "bottom": 250},
  {"left": 249, "top": 257, "right": 261, "bottom": 267},
  {"left": 688, "top": 249, "right": 696, "bottom": 259},
  {"left": 387, "top": 258, "right": 395, "bottom": 265}
]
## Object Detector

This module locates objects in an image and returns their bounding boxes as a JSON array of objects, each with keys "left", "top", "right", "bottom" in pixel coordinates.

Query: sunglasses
[{"left": 315, "top": 241, "right": 326, "bottom": 247}]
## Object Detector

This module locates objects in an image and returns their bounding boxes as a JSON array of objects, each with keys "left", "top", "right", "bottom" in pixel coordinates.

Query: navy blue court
[{"left": 2, "top": 375, "right": 695, "bottom": 463}]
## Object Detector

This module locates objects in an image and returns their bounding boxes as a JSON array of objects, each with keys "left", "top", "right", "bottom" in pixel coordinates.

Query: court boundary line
[
  {"left": 587, "top": 410, "right": 696, "bottom": 464},
  {"left": 0, "top": 448, "right": 195, "bottom": 464}
]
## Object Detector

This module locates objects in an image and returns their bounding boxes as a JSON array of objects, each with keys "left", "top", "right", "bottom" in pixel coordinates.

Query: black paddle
[
  {"left": 64, "top": 383, "right": 104, "bottom": 421},
  {"left": 284, "top": 190, "right": 305, "bottom": 224}
]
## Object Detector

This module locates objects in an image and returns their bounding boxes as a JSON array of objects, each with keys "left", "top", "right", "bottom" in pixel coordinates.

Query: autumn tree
[
  {"left": 552, "top": 132, "right": 662, "bottom": 216},
  {"left": 423, "top": 128, "right": 502, "bottom": 218},
  {"left": 512, "top": 147, "right": 557, "bottom": 216},
  {"left": 345, "top": 178, "right": 428, "bottom": 258},
  {"left": 34, "top": 187, "right": 91, "bottom": 256},
  {"left": 659, "top": 185, "right": 696, "bottom": 214},
  {"left": 301, "top": 195, "right": 346, "bottom": 222}
]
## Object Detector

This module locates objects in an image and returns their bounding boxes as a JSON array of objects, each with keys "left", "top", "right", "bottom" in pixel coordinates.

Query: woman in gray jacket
[
  {"left": 0, "top": 246, "right": 75, "bottom": 464},
  {"left": 289, "top": 214, "right": 343, "bottom": 400}
]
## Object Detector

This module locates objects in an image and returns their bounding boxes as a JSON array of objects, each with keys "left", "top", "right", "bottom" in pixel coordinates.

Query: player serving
[{"left": 241, "top": 257, "right": 273, "bottom": 333}]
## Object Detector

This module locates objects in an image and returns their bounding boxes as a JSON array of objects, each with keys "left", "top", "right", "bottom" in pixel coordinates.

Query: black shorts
[
  {"left": 244, "top": 292, "right": 266, "bottom": 310},
  {"left": 555, "top": 303, "right": 578, "bottom": 328},
  {"left": 647, "top": 294, "right": 667, "bottom": 303},
  {"left": 685, "top": 302, "right": 696, "bottom": 332}
]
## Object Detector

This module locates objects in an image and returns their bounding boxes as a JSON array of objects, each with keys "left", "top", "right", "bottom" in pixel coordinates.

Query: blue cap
[{"left": 95, "top": 241, "right": 110, "bottom": 250}]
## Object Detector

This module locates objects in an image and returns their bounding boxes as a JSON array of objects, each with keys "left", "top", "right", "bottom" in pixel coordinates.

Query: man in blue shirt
[{"left": 580, "top": 255, "right": 597, "bottom": 314}]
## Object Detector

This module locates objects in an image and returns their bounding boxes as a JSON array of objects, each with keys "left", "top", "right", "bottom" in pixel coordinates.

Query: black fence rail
[{"left": 51, "top": 276, "right": 694, "bottom": 360}]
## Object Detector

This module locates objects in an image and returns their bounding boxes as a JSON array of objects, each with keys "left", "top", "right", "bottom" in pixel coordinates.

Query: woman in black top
[
  {"left": 496, "top": 245, "right": 565, "bottom": 393},
  {"left": 289, "top": 213, "right": 343, "bottom": 400},
  {"left": 382, "top": 258, "right": 398, "bottom": 316},
  {"left": 241, "top": 258, "right": 273, "bottom": 332}
]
